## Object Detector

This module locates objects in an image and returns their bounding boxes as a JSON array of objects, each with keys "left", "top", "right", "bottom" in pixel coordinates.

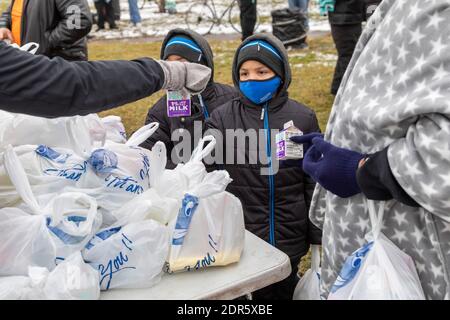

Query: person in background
[
  {"left": 94, "top": 0, "right": 117, "bottom": 31},
  {"left": 0, "top": 0, "right": 92, "bottom": 61},
  {"left": 140, "top": 28, "right": 238, "bottom": 168},
  {"left": 165, "top": 0, "right": 177, "bottom": 14},
  {"left": 238, "top": 0, "right": 257, "bottom": 41},
  {"left": 320, "top": 0, "right": 381, "bottom": 94},
  {"left": 206, "top": 34, "right": 322, "bottom": 300},
  {"left": 128, "top": 0, "right": 142, "bottom": 28},
  {"left": 288, "top": 0, "right": 310, "bottom": 49},
  {"left": 113, "top": 0, "right": 121, "bottom": 21}
]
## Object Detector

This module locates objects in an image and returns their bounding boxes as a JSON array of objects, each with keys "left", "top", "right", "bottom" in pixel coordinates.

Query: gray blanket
[{"left": 310, "top": 0, "right": 450, "bottom": 299}]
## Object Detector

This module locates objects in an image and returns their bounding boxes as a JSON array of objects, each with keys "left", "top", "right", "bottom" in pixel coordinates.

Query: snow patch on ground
[{"left": 88, "top": 0, "right": 330, "bottom": 40}]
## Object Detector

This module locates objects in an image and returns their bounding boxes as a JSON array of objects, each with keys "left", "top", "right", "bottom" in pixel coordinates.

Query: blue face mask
[{"left": 239, "top": 76, "right": 282, "bottom": 105}]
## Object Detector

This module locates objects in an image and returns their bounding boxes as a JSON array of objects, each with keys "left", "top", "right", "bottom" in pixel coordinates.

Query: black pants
[
  {"left": 251, "top": 258, "right": 300, "bottom": 300},
  {"left": 95, "top": 0, "right": 117, "bottom": 29},
  {"left": 329, "top": 23, "right": 362, "bottom": 95},
  {"left": 239, "top": 0, "right": 257, "bottom": 41}
]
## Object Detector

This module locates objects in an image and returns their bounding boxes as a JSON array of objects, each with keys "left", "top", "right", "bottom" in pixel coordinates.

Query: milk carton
[{"left": 276, "top": 121, "right": 303, "bottom": 160}]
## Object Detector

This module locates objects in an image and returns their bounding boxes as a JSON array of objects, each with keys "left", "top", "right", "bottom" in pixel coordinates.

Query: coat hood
[{"left": 232, "top": 33, "right": 292, "bottom": 107}]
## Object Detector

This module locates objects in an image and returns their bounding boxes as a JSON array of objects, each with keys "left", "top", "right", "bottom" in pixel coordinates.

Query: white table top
[{"left": 100, "top": 231, "right": 292, "bottom": 300}]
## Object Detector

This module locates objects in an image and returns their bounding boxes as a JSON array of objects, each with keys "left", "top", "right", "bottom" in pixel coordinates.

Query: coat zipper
[
  {"left": 198, "top": 94, "right": 209, "bottom": 119},
  {"left": 262, "top": 104, "right": 275, "bottom": 246}
]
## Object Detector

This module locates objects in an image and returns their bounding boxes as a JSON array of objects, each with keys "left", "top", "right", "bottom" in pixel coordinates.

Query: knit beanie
[
  {"left": 163, "top": 35, "right": 206, "bottom": 65},
  {"left": 237, "top": 40, "right": 284, "bottom": 78}
]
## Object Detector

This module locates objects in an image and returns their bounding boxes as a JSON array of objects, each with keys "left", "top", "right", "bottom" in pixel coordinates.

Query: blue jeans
[
  {"left": 288, "top": 0, "right": 310, "bottom": 29},
  {"left": 128, "top": 0, "right": 142, "bottom": 25}
]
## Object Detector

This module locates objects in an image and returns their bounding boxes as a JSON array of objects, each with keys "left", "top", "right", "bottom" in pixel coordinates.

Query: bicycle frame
[{"left": 207, "top": 0, "right": 235, "bottom": 26}]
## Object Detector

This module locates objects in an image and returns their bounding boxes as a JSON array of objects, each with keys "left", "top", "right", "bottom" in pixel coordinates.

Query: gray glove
[{"left": 157, "top": 60, "right": 212, "bottom": 95}]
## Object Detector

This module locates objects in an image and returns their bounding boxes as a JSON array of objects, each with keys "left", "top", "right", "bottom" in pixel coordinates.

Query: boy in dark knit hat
[
  {"left": 140, "top": 29, "right": 238, "bottom": 168},
  {"left": 205, "top": 34, "right": 322, "bottom": 300}
]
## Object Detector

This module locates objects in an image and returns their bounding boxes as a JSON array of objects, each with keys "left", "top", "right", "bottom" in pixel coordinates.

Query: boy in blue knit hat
[
  {"left": 206, "top": 34, "right": 322, "bottom": 300},
  {"left": 141, "top": 29, "right": 238, "bottom": 167}
]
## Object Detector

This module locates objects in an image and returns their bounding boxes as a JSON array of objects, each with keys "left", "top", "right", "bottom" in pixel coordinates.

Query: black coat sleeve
[
  {"left": 47, "top": 0, "right": 93, "bottom": 49},
  {"left": 0, "top": 4, "right": 11, "bottom": 29},
  {"left": 140, "top": 98, "right": 178, "bottom": 169},
  {"left": 0, "top": 42, "right": 164, "bottom": 118},
  {"left": 356, "top": 146, "right": 420, "bottom": 207},
  {"left": 305, "top": 112, "right": 323, "bottom": 244}
]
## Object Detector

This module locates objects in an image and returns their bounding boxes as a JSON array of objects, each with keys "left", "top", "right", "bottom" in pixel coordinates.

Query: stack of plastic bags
[{"left": 0, "top": 112, "right": 246, "bottom": 300}]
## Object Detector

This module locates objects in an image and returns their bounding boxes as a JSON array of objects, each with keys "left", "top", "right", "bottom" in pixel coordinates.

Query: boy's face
[
  {"left": 167, "top": 55, "right": 188, "bottom": 62},
  {"left": 239, "top": 60, "right": 276, "bottom": 82}
]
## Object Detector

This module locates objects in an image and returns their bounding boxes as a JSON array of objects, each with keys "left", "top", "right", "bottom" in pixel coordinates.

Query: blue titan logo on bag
[
  {"left": 172, "top": 194, "right": 200, "bottom": 246},
  {"left": 330, "top": 241, "right": 374, "bottom": 293},
  {"left": 88, "top": 149, "right": 119, "bottom": 174},
  {"left": 43, "top": 161, "right": 88, "bottom": 181},
  {"left": 36, "top": 145, "right": 70, "bottom": 163}
]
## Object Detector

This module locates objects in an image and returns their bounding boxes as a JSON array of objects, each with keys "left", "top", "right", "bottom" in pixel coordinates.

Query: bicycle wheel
[
  {"left": 185, "top": 2, "right": 215, "bottom": 36},
  {"left": 229, "top": 0, "right": 261, "bottom": 34}
]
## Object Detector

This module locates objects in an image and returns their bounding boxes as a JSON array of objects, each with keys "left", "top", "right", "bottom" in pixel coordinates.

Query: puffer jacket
[
  {"left": 205, "top": 34, "right": 322, "bottom": 264},
  {"left": 0, "top": 0, "right": 92, "bottom": 61},
  {"left": 140, "top": 28, "right": 238, "bottom": 168}
]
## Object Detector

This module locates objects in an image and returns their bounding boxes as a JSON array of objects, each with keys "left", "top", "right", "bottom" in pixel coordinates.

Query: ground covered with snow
[{"left": 88, "top": 0, "right": 330, "bottom": 40}]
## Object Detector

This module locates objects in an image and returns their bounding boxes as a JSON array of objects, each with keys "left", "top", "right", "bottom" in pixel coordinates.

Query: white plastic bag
[
  {"left": 166, "top": 189, "right": 245, "bottom": 273},
  {"left": 165, "top": 137, "right": 245, "bottom": 273},
  {"left": 82, "top": 220, "right": 169, "bottom": 290},
  {"left": 109, "top": 136, "right": 246, "bottom": 273},
  {"left": 0, "top": 276, "right": 32, "bottom": 300},
  {"left": 0, "top": 111, "right": 106, "bottom": 156},
  {"left": 328, "top": 200, "right": 425, "bottom": 300},
  {"left": 101, "top": 115, "right": 127, "bottom": 143},
  {"left": 0, "top": 146, "right": 102, "bottom": 276},
  {"left": 41, "top": 252, "right": 100, "bottom": 300},
  {"left": 293, "top": 245, "right": 321, "bottom": 300},
  {"left": 0, "top": 252, "right": 100, "bottom": 300},
  {"left": 0, "top": 123, "right": 160, "bottom": 211}
]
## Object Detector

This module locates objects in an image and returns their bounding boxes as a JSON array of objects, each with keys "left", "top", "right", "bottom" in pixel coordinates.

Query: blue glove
[
  {"left": 301, "top": 136, "right": 364, "bottom": 198},
  {"left": 290, "top": 132, "right": 324, "bottom": 153},
  {"left": 319, "top": 0, "right": 335, "bottom": 16},
  {"left": 281, "top": 133, "right": 324, "bottom": 168}
]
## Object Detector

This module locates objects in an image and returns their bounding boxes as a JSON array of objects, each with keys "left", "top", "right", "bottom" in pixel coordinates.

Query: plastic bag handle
[
  {"left": 10, "top": 42, "right": 40, "bottom": 54},
  {"left": 48, "top": 192, "right": 98, "bottom": 237},
  {"left": 367, "top": 199, "right": 385, "bottom": 240},
  {"left": 310, "top": 245, "right": 321, "bottom": 272},
  {"left": 190, "top": 135, "right": 216, "bottom": 162},
  {"left": 67, "top": 115, "right": 106, "bottom": 158},
  {"left": 3, "top": 145, "right": 41, "bottom": 214},
  {"left": 125, "top": 122, "right": 160, "bottom": 147},
  {"left": 20, "top": 42, "right": 39, "bottom": 54},
  {"left": 149, "top": 141, "right": 167, "bottom": 187}
]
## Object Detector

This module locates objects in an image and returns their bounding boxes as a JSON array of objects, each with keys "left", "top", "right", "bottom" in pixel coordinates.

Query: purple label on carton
[
  {"left": 277, "top": 140, "right": 286, "bottom": 159},
  {"left": 167, "top": 99, "right": 191, "bottom": 117}
]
